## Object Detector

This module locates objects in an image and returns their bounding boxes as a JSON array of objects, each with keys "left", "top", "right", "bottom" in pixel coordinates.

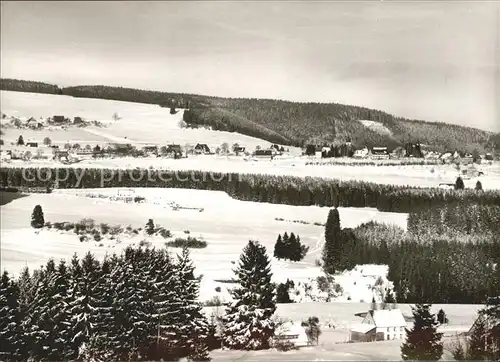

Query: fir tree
[
  {"left": 31, "top": 205, "right": 45, "bottom": 228},
  {"left": 281, "top": 232, "right": 290, "bottom": 260},
  {"left": 466, "top": 314, "right": 490, "bottom": 360},
  {"left": 17, "top": 135, "right": 24, "bottom": 146},
  {"left": 480, "top": 296, "right": 500, "bottom": 360},
  {"left": 173, "top": 247, "right": 211, "bottom": 360},
  {"left": 289, "top": 232, "right": 300, "bottom": 261},
  {"left": 68, "top": 252, "right": 102, "bottom": 357},
  {"left": 401, "top": 304, "right": 443, "bottom": 360},
  {"left": 437, "top": 309, "right": 447, "bottom": 324},
  {"left": 273, "top": 234, "right": 284, "bottom": 259},
  {"left": 455, "top": 176, "right": 465, "bottom": 190},
  {"left": 0, "top": 271, "right": 22, "bottom": 361},
  {"left": 223, "top": 241, "right": 276, "bottom": 350},
  {"left": 145, "top": 218, "right": 155, "bottom": 236},
  {"left": 322, "top": 208, "right": 341, "bottom": 274},
  {"left": 476, "top": 180, "right": 483, "bottom": 191}
]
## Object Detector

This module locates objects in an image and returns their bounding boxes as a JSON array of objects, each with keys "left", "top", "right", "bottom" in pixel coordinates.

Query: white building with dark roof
[{"left": 350, "top": 308, "right": 407, "bottom": 342}]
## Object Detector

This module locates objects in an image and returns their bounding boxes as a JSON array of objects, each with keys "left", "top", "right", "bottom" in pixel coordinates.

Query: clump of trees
[
  {"left": 320, "top": 204, "right": 500, "bottom": 304},
  {"left": 0, "top": 247, "right": 213, "bottom": 361},
  {"left": 273, "top": 232, "right": 309, "bottom": 261}
]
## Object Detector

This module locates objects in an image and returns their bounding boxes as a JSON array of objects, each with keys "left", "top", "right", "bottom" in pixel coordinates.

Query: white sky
[{"left": 1, "top": 1, "right": 499, "bottom": 131}]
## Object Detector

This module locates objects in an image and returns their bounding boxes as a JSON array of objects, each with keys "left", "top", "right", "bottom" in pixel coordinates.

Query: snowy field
[
  {"left": 0, "top": 90, "right": 300, "bottom": 152},
  {"left": 1, "top": 188, "right": 408, "bottom": 303}
]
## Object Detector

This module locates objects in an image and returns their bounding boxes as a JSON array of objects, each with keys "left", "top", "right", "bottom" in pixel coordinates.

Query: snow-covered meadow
[{"left": 1, "top": 187, "right": 408, "bottom": 303}]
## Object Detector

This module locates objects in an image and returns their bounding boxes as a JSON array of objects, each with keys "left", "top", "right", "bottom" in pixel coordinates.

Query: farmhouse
[
  {"left": 142, "top": 145, "right": 159, "bottom": 157},
  {"left": 52, "top": 115, "right": 66, "bottom": 124},
  {"left": 254, "top": 149, "right": 273, "bottom": 158},
  {"left": 165, "top": 144, "right": 183, "bottom": 158},
  {"left": 26, "top": 142, "right": 39, "bottom": 148},
  {"left": 485, "top": 153, "right": 494, "bottom": 161},
  {"left": 353, "top": 147, "right": 369, "bottom": 159},
  {"left": 233, "top": 145, "right": 246, "bottom": 154},
  {"left": 25, "top": 117, "right": 43, "bottom": 129},
  {"left": 370, "top": 147, "right": 389, "bottom": 159},
  {"left": 350, "top": 309, "right": 407, "bottom": 342},
  {"left": 73, "top": 116, "right": 84, "bottom": 124},
  {"left": 194, "top": 143, "right": 211, "bottom": 154},
  {"left": 274, "top": 321, "right": 309, "bottom": 347}
]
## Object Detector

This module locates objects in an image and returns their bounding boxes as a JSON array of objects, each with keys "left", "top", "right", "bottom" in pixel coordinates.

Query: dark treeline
[
  {"left": 0, "top": 246, "right": 214, "bottom": 361},
  {"left": 0, "top": 78, "right": 61, "bottom": 95},
  {"left": 1, "top": 78, "right": 495, "bottom": 152},
  {"left": 323, "top": 204, "right": 500, "bottom": 304},
  {"left": 407, "top": 203, "right": 500, "bottom": 236},
  {"left": 2, "top": 167, "right": 500, "bottom": 214}
]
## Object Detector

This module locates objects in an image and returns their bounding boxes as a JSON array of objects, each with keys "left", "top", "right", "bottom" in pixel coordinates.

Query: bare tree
[{"left": 112, "top": 112, "right": 121, "bottom": 121}]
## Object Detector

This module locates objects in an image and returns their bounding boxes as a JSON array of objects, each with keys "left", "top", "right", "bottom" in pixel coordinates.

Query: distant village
[{"left": 0, "top": 114, "right": 495, "bottom": 167}]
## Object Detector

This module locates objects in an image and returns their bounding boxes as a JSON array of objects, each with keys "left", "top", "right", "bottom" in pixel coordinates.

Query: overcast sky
[{"left": 1, "top": 1, "right": 499, "bottom": 131}]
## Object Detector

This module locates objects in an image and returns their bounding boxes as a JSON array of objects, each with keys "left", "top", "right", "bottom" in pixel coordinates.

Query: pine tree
[
  {"left": 223, "top": 240, "right": 276, "bottom": 350},
  {"left": 289, "top": 232, "right": 300, "bottom": 261},
  {"left": 322, "top": 208, "right": 341, "bottom": 274},
  {"left": 455, "top": 176, "right": 465, "bottom": 190},
  {"left": 281, "top": 232, "right": 290, "bottom": 260},
  {"left": 273, "top": 234, "right": 284, "bottom": 259},
  {"left": 476, "top": 180, "right": 483, "bottom": 191},
  {"left": 0, "top": 271, "right": 22, "bottom": 361},
  {"left": 385, "top": 289, "right": 396, "bottom": 304},
  {"left": 68, "top": 252, "right": 102, "bottom": 357},
  {"left": 174, "top": 247, "right": 211, "bottom": 361},
  {"left": 17, "top": 135, "right": 24, "bottom": 146},
  {"left": 146, "top": 219, "right": 155, "bottom": 235},
  {"left": 480, "top": 296, "right": 500, "bottom": 360},
  {"left": 437, "top": 309, "right": 447, "bottom": 324},
  {"left": 466, "top": 314, "right": 489, "bottom": 360},
  {"left": 401, "top": 304, "right": 443, "bottom": 360},
  {"left": 31, "top": 205, "right": 45, "bottom": 228}
]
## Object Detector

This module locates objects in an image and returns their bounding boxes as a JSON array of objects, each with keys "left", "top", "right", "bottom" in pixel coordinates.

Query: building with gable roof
[{"left": 350, "top": 308, "right": 407, "bottom": 342}]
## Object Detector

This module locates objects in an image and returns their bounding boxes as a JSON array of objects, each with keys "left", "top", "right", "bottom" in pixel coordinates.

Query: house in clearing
[
  {"left": 52, "top": 115, "right": 66, "bottom": 124},
  {"left": 254, "top": 149, "right": 274, "bottom": 158},
  {"left": 26, "top": 141, "right": 39, "bottom": 148},
  {"left": 353, "top": 147, "right": 369, "bottom": 159},
  {"left": 370, "top": 147, "right": 389, "bottom": 159},
  {"left": 194, "top": 143, "right": 211, "bottom": 154},
  {"left": 165, "top": 144, "right": 183, "bottom": 158},
  {"left": 142, "top": 145, "right": 159, "bottom": 157},
  {"left": 233, "top": 145, "right": 246, "bottom": 154},
  {"left": 25, "top": 117, "right": 43, "bottom": 129},
  {"left": 274, "top": 321, "right": 309, "bottom": 347},
  {"left": 350, "top": 308, "right": 407, "bottom": 342}
]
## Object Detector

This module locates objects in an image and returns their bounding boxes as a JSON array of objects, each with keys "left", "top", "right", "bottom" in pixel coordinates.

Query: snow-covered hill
[{"left": 0, "top": 90, "right": 291, "bottom": 151}]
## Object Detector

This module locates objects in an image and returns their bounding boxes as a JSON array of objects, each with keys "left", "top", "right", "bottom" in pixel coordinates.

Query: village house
[
  {"left": 73, "top": 116, "right": 84, "bottom": 124},
  {"left": 165, "top": 144, "right": 183, "bottom": 158},
  {"left": 52, "top": 115, "right": 67, "bottom": 124},
  {"left": 350, "top": 308, "right": 407, "bottom": 342},
  {"left": 370, "top": 147, "right": 389, "bottom": 160},
  {"left": 194, "top": 143, "right": 211, "bottom": 155},
  {"left": 142, "top": 145, "right": 159, "bottom": 157},
  {"left": 353, "top": 147, "right": 369, "bottom": 159},
  {"left": 274, "top": 321, "right": 309, "bottom": 348},
  {"left": 26, "top": 141, "right": 39, "bottom": 148},
  {"left": 25, "top": 117, "right": 43, "bottom": 129},
  {"left": 233, "top": 145, "right": 246, "bottom": 154},
  {"left": 254, "top": 149, "right": 274, "bottom": 158}
]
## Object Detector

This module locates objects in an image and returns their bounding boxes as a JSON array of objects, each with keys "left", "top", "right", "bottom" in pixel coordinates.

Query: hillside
[{"left": 1, "top": 78, "right": 496, "bottom": 152}]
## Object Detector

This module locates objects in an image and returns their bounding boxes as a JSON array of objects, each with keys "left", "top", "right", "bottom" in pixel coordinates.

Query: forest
[
  {"left": 2, "top": 167, "right": 500, "bottom": 213},
  {"left": 0, "top": 247, "right": 216, "bottom": 361},
  {"left": 1, "top": 78, "right": 496, "bottom": 152},
  {"left": 321, "top": 204, "right": 500, "bottom": 304}
]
